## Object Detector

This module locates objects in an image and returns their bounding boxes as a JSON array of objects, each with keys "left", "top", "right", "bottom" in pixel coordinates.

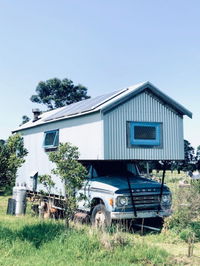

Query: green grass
[
  {"left": 1, "top": 171, "right": 200, "bottom": 266},
  {"left": 0, "top": 216, "right": 170, "bottom": 266},
  {"left": 0, "top": 196, "right": 171, "bottom": 266}
]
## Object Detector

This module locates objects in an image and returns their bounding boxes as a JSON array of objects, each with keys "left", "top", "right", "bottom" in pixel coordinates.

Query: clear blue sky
[{"left": 0, "top": 0, "right": 199, "bottom": 149}]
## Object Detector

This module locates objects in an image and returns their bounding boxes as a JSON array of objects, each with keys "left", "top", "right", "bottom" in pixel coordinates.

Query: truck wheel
[{"left": 91, "top": 204, "right": 111, "bottom": 228}]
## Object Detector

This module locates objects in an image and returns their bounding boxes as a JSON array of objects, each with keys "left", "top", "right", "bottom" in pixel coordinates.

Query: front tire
[{"left": 91, "top": 204, "right": 111, "bottom": 228}]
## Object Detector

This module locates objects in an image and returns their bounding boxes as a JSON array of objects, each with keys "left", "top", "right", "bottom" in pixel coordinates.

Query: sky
[{"left": 0, "top": 0, "right": 199, "bottom": 149}]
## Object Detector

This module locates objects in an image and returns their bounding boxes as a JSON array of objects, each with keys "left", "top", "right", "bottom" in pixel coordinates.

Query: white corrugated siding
[
  {"left": 104, "top": 92, "right": 184, "bottom": 160},
  {"left": 16, "top": 112, "right": 103, "bottom": 194}
]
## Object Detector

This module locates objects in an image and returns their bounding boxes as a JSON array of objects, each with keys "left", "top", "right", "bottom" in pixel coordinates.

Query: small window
[
  {"left": 43, "top": 130, "right": 59, "bottom": 149},
  {"left": 128, "top": 122, "right": 162, "bottom": 147}
]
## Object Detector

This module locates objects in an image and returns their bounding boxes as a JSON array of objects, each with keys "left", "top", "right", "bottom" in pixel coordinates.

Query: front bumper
[{"left": 111, "top": 209, "right": 172, "bottom": 220}]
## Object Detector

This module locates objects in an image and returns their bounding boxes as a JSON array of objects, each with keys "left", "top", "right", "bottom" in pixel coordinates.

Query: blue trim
[
  {"left": 43, "top": 130, "right": 59, "bottom": 149},
  {"left": 130, "top": 122, "right": 161, "bottom": 146}
]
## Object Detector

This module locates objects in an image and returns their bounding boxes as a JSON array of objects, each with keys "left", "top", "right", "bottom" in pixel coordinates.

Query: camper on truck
[{"left": 12, "top": 81, "right": 192, "bottom": 225}]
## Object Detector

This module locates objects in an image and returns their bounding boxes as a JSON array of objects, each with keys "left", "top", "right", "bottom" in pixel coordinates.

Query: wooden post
[
  {"left": 188, "top": 234, "right": 195, "bottom": 257},
  {"left": 141, "top": 218, "right": 144, "bottom": 236}
]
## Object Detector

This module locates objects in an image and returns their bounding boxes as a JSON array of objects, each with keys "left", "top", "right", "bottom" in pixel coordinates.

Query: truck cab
[{"left": 78, "top": 161, "right": 172, "bottom": 226}]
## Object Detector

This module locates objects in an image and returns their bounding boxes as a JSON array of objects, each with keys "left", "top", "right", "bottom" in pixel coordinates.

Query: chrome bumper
[{"left": 111, "top": 209, "right": 172, "bottom": 220}]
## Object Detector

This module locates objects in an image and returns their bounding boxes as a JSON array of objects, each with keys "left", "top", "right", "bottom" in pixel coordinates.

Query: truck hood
[{"left": 90, "top": 175, "right": 168, "bottom": 193}]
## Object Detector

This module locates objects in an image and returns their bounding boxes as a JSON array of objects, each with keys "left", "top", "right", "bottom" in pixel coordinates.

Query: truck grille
[
  {"left": 129, "top": 194, "right": 160, "bottom": 210},
  {"left": 122, "top": 190, "right": 162, "bottom": 211}
]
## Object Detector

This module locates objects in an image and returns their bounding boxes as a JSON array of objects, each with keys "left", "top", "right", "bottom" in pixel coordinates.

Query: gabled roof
[{"left": 13, "top": 81, "right": 192, "bottom": 132}]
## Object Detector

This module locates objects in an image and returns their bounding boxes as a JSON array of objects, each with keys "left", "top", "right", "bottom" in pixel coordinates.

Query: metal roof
[{"left": 13, "top": 81, "right": 192, "bottom": 132}]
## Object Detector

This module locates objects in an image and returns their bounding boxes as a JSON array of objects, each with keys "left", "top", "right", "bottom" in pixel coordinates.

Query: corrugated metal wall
[{"left": 104, "top": 91, "right": 184, "bottom": 160}]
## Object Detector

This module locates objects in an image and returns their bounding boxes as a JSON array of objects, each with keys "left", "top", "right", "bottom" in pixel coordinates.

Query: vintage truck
[{"left": 77, "top": 160, "right": 172, "bottom": 226}]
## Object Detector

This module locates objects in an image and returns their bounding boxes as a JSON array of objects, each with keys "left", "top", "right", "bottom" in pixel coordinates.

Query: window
[
  {"left": 128, "top": 122, "right": 162, "bottom": 147},
  {"left": 43, "top": 130, "right": 59, "bottom": 149}
]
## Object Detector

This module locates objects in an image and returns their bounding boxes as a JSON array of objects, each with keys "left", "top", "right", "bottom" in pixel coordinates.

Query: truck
[{"left": 77, "top": 160, "right": 172, "bottom": 227}]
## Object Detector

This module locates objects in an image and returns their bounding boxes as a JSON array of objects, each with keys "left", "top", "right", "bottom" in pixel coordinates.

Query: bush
[
  {"left": 179, "top": 228, "right": 194, "bottom": 242},
  {"left": 0, "top": 134, "right": 27, "bottom": 193},
  {"left": 164, "top": 182, "right": 200, "bottom": 240}
]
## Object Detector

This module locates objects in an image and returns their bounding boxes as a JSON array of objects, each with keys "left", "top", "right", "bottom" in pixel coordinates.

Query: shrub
[
  {"left": 164, "top": 182, "right": 200, "bottom": 240},
  {"left": 0, "top": 134, "right": 27, "bottom": 193}
]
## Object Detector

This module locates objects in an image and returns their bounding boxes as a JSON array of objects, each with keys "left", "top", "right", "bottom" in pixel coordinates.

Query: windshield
[{"left": 88, "top": 161, "right": 138, "bottom": 177}]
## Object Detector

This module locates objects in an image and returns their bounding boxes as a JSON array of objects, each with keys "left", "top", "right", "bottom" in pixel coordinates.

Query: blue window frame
[
  {"left": 129, "top": 122, "right": 161, "bottom": 147},
  {"left": 43, "top": 130, "right": 59, "bottom": 149}
]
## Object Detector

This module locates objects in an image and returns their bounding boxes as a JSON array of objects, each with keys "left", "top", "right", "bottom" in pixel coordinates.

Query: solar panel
[{"left": 44, "top": 89, "right": 124, "bottom": 122}]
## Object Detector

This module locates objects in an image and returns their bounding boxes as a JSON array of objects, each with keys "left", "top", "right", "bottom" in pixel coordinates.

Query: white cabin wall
[
  {"left": 16, "top": 112, "right": 103, "bottom": 194},
  {"left": 104, "top": 92, "right": 184, "bottom": 160}
]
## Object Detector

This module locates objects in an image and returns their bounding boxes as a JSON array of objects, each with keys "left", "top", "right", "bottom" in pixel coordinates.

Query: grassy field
[{"left": 0, "top": 172, "right": 200, "bottom": 265}]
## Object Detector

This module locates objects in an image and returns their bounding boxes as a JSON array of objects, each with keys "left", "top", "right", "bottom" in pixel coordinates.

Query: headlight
[
  {"left": 116, "top": 196, "right": 128, "bottom": 207},
  {"left": 161, "top": 194, "right": 171, "bottom": 204}
]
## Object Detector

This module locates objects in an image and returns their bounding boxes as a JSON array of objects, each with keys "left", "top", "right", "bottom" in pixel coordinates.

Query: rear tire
[{"left": 91, "top": 204, "right": 111, "bottom": 228}]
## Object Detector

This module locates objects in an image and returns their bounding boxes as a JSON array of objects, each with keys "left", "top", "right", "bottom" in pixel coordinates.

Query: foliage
[
  {"left": 142, "top": 140, "right": 197, "bottom": 174},
  {"left": 0, "top": 195, "right": 171, "bottom": 266},
  {"left": 48, "top": 143, "right": 87, "bottom": 226},
  {"left": 179, "top": 228, "right": 195, "bottom": 242},
  {"left": 38, "top": 174, "right": 56, "bottom": 217},
  {"left": 196, "top": 145, "right": 200, "bottom": 171},
  {"left": 38, "top": 174, "right": 55, "bottom": 195},
  {"left": 20, "top": 115, "right": 30, "bottom": 126},
  {"left": 164, "top": 183, "right": 200, "bottom": 240},
  {"left": 180, "top": 140, "right": 196, "bottom": 172},
  {"left": 1, "top": 193, "right": 200, "bottom": 265},
  {"left": 184, "top": 140, "right": 195, "bottom": 162},
  {"left": 0, "top": 134, "right": 28, "bottom": 192},
  {"left": 30, "top": 78, "right": 90, "bottom": 110},
  {"left": 191, "top": 179, "right": 200, "bottom": 194}
]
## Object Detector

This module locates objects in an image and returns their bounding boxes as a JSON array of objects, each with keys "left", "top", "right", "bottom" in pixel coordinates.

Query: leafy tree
[
  {"left": 20, "top": 115, "right": 30, "bottom": 126},
  {"left": 182, "top": 140, "right": 195, "bottom": 172},
  {"left": 38, "top": 174, "right": 55, "bottom": 195},
  {"left": 175, "top": 140, "right": 195, "bottom": 173},
  {"left": 30, "top": 78, "right": 90, "bottom": 110},
  {"left": 48, "top": 142, "right": 87, "bottom": 226},
  {"left": 184, "top": 140, "right": 195, "bottom": 162},
  {"left": 0, "top": 139, "right": 5, "bottom": 146},
  {"left": 196, "top": 145, "right": 200, "bottom": 171},
  {"left": 0, "top": 134, "right": 28, "bottom": 192}
]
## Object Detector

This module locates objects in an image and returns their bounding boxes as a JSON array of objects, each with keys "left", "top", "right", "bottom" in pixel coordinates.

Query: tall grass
[
  {"left": 1, "top": 169, "right": 200, "bottom": 266},
  {"left": 0, "top": 195, "right": 171, "bottom": 266},
  {"left": 0, "top": 216, "right": 170, "bottom": 266}
]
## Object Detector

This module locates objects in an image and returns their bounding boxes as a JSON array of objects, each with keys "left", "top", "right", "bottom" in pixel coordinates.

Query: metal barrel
[{"left": 12, "top": 185, "right": 27, "bottom": 215}]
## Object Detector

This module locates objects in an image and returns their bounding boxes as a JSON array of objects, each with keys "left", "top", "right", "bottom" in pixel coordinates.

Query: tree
[
  {"left": 176, "top": 140, "right": 196, "bottom": 173},
  {"left": 182, "top": 140, "right": 195, "bottom": 172},
  {"left": 184, "top": 140, "right": 195, "bottom": 163},
  {"left": 48, "top": 142, "right": 87, "bottom": 226},
  {"left": 196, "top": 145, "right": 200, "bottom": 171},
  {"left": 20, "top": 115, "right": 30, "bottom": 126},
  {"left": 30, "top": 78, "right": 90, "bottom": 110},
  {"left": 0, "top": 134, "right": 28, "bottom": 192},
  {"left": 38, "top": 174, "right": 55, "bottom": 195}
]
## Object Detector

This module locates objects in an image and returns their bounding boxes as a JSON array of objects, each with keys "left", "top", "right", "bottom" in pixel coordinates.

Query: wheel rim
[{"left": 94, "top": 210, "right": 106, "bottom": 227}]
